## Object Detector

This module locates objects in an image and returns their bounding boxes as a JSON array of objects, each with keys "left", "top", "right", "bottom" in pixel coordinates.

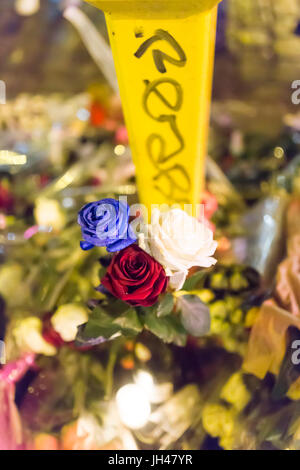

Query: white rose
[
  {"left": 14, "top": 317, "right": 56, "bottom": 356},
  {"left": 51, "top": 303, "right": 89, "bottom": 342},
  {"left": 139, "top": 208, "right": 217, "bottom": 291}
]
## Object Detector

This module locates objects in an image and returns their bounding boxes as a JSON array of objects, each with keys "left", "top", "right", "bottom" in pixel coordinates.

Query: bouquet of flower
[{"left": 76, "top": 197, "right": 218, "bottom": 346}]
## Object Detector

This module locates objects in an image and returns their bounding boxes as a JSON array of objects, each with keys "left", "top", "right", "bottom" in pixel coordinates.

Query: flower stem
[{"left": 105, "top": 338, "right": 123, "bottom": 399}]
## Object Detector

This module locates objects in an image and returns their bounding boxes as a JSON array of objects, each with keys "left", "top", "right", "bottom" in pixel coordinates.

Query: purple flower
[{"left": 78, "top": 198, "right": 136, "bottom": 252}]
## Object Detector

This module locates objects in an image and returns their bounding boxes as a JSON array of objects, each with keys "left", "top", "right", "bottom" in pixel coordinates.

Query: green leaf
[
  {"left": 81, "top": 307, "right": 120, "bottom": 340},
  {"left": 113, "top": 308, "right": 143, "bottom": 335},
  {"left": 157, "top": 293, "right": 174, "bottom": 317},
  {"left": 75, "top": 305, "right": 143, "bottom": 346},
  {"left": 143, "top": 308, "right": 187, "bottom": 346},
  {"left": 183, "top": 270, "right": 207, "bottom": 291},
  {"left": 177, "top": 294, "right": 210, "bottom": 337},
  {"left": 108, "top": 299, "right": 132, "bottom": 316}
]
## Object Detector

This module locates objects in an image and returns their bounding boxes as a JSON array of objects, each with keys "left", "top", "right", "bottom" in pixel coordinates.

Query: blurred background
[
  {"left": 1, "top": 0, "right": 300, "bottom": 452},
  {"left": 2, "top": 0, "right": 300, "bottom": 195},
  {"left": 2, "top": 0, "right": 300, "bottom": 129}
]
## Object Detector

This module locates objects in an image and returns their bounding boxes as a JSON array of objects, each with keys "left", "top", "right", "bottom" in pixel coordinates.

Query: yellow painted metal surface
[{"left": 86, "top": 1, "right": 221, "bottom": 210}]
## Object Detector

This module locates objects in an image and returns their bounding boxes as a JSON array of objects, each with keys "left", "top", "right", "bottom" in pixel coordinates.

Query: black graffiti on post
[
  {"left": 152, "top": 163, "right": 191, "bottom": 204},
  {"left": 143, "top": 78, "right": 184, "bottom": 163},
  {"left": 134, "top": 30, "right": 190, "bottom": 203},
  {"left": 134, "top": 29, "right": 186, "bottom": 74}
]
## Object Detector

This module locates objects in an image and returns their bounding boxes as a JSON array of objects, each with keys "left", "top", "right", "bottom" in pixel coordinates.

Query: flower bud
[
  {"left": 14, "top": 317, "right": 56, "bottom": 356},
  {"left": 34, "top": 198, "right": 66, "bottom": 232},
  {"left": 51, "top": 304, "right": 89, "bottom": 342}
]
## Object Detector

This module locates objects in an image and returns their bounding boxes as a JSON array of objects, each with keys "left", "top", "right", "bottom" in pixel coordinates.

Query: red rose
[{"left": 101, "top": 245, "right": 168, "bottom": 307}]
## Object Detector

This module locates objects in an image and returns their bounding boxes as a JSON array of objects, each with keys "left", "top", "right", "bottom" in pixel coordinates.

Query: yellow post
[{"left": 85, "top": 0, "right": 221, "bottom": 211}]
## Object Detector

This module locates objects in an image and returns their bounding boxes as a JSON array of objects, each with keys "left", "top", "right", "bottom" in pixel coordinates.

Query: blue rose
[{"left": 78, "top": 198, "right": 136, "bottom": 252}]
